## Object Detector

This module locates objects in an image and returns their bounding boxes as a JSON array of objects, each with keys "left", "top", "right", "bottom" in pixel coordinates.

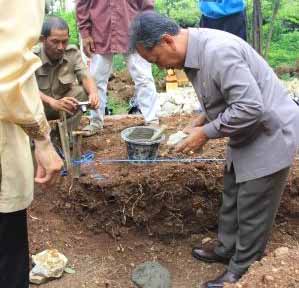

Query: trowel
[{"left": 149, "top": 125, "right": 167, "bottom": 141}]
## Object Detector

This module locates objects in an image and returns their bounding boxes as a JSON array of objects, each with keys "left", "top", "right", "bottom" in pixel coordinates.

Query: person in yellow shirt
[{"left": 0, "top": 1, "right": 63, "bottom": 287}]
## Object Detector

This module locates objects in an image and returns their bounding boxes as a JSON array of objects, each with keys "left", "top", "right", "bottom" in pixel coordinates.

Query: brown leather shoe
[
  {"left": 201, "top": 270, "right": 241, "bottom": 288},
  {"left": 192, "top": 247, "right": 230, "bottom": 264}
]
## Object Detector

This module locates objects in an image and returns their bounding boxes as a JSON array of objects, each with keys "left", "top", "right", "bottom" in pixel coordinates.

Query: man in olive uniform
[{"left": 34, "top": 16, "right": 99, "bottom": 131}]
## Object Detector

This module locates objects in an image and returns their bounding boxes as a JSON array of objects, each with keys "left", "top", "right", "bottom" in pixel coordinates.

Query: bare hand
[
  {"left": 88, "top": 92, "right": 99, "bottom": 109},
  {"left": 34, "top": 139, "right": 63, "bottom": 187},
  {"left": 83, "top": 36, "right": 95, "bottom": 58},
  {"left": 49, "top": 97, "right": 79, "bottom": 115},
  {"left": 175, "top": 126, "right": 209, "bottom": 154}
]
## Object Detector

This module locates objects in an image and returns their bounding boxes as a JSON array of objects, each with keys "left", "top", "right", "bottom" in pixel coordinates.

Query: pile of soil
[
  {"left": 29, "top": 114, "right": 299, "bottom": 288},
  {"left": 55, "top": 115, "right": 299, "bottom": 242},
  {"left": 107, "top": 70, "right": 166, "bottom": 104},
  {"left": 108, "top": 71, "right": 134, "bottom": 103},
  {"left": 226, "top": 247, "right": 299, "bottom": 288}
]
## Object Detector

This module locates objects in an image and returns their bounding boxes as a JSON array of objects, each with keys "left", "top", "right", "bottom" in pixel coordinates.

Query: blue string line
[
  {"left": 72, "top": 151, "right": 95, "bottom": 166},
  {"left": 60, "top": 151, "right": 95, "bottom": 176},
  {"left": 59, "top": 151, "right": 225, "bottom": 176}
]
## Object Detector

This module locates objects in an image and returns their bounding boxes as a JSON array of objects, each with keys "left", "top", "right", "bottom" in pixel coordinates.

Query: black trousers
[
  {"left": 0, "top": 209, "right": 29, "bottom": 288},
  {"left": 199, "top": 11, "right": 247, "bottom": 41}
]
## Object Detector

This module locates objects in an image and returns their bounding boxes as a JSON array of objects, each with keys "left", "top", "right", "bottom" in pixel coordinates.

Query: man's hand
[
  {"left": 82, "top": 36, "right": 95, "bottom": 58},
  {"left": 34, "top": 138, "right": 63, "bottom": 187},
  {"left": 49, "top": 97, "right": 79, "bottom": 115},
  {"left": 175, "top": 126, "right": 209, "bottom": 154},
  {"left": 88, "top": 92, "right": 99, "bottom": 109}
]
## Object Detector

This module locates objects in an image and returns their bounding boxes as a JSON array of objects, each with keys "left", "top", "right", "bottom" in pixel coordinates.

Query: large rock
[
  {"left": 132, "top": 261, "right": 171, "bottom": 288},
  {"left": 31, "top": 249, "right": 68, "bottom": 279}
]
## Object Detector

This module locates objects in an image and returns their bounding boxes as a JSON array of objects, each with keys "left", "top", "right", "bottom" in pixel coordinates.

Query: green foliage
[
  {"left": 55, "top": 11, "right": 79, "bottom": 46},
  {"left": 54, "top": 0, "right": 299, "bottom": 71},
  {"left": 155, "top": 0, "right": 200, "bottom": 27},
  {"left": 107, "top": 94, "right": 129, "bottom": 114},
  {"left": 246, "top": 0, "right": 299, "bottom": 68},
  {"left": 152, "top": 65, "right": 167, "bottom": 80},
  {"left": 268, "top": 31, "right": 299, "bottom": 67},
  {"left": 277, "top": 0, "right": 299, "bottom": 26},
  {"left": 112, "top": 54, "right": 126, "bottom": 71}
]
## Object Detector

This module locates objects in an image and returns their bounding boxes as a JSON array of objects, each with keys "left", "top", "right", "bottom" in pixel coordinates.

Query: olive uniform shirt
[
  {"left": 0, "top": 0, "right": 50, "bottom": 213},
  {"left": 34, "top": 44, "right": 89, "bottom": 99}
]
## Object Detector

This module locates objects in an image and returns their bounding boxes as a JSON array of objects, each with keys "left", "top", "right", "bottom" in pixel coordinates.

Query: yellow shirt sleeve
[{"left": 0, "top": 0, "right": 50, "bottom": 140}]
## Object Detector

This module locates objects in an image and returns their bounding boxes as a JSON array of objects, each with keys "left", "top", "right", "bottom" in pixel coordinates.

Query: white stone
[
  {"left": 29, "top": 271, "right": 48, "bottom": 284},
  {"left": 182, "top": 103, "right": 194, "bottom": 114},
  {"left": 263, "top": 275, "right": 274, "bottom": 282},
  {"left": 274, "top": 247, "right": 289, "bottom": 257},
  {"left": 160, "top": 102, "right": 179, "bottom": 116},
  {"left": 201, "top": 237, "right": 212, "bottom": 245},
  {"left": 167, "top": 131, "right": 188, "bottom": 146},
  {"left": 171, "top": 93, "right": 186, "bottom": 105},
  {"left": 283, "top": 79, "right": 299, "bottom": 103},
  {"left": 157, "top": 87, "right": 201, "bottom": 116},
  {"left": 31, "top": 249, "right": 68, "bottom": 279}
]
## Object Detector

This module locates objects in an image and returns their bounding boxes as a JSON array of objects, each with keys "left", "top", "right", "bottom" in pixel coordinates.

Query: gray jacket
[{"left": 185, "top": 28, "right": 299, "bottom": 183}]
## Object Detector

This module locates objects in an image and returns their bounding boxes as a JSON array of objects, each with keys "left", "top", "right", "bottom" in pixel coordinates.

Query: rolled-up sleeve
[
  {"left": 203, "top": 45, "right": 264, "bottom": 139},
  {"left": 0, "top": 0, "right": 50, "bottom": 140}
]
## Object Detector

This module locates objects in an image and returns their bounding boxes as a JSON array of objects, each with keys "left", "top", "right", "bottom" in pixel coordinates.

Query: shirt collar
[{"left": 184, "top": 28, "right": 201, "bottom": 70}]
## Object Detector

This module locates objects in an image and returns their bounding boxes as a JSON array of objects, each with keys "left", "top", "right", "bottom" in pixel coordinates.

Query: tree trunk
[
  {"left": 252, "top": 0, "right": 263, "bottom": 55},
  {"left": 264, "top": 0, "right": 280, "bottom": 60}
]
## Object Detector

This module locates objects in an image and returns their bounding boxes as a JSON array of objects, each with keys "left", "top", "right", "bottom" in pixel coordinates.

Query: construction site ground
[{"left": 29, "top": 114, "right": 299, "bottom": 288}]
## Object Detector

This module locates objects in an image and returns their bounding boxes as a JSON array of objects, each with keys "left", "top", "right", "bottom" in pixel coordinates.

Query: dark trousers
[
  {"left": 199, "top": 11, "right": 247, "bottom": 41},
  {"left": 0, "top": 209, "right": 29, "bottom": 288},
  {"left": 214, "top": 166, "right": 290, "bottom": 275}
]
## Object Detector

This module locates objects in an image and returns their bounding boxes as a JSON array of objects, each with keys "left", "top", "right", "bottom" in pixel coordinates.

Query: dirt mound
[
  {"left": 226, "top": 247, "right": 299, "bottom": 288},
  {"left": 107, "top": 70, "right": 165, "bottom": 104},
  {"left": 108, "top": 70, "right": 134, "bottom": 103},
  {"left": 54, "top": 115, "right": 299, "bottom": 242}
]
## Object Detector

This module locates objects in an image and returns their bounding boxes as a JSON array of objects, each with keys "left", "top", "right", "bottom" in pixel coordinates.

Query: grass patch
[
  {"left": 113, "top": 54, "right": 126, "bottom": 71},
  {"left": 107, "top": 94, "right": 129, "bottom": 115},
  {"left": 268, "top": 31, "right": 299, "bottom": 67}
]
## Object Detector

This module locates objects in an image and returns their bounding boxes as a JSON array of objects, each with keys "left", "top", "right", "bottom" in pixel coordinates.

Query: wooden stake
[{"left": 58, "top": 111, "right": 72, "bottom": 173}]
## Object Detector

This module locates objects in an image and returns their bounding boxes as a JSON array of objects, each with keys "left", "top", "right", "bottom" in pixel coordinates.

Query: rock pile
[
  {"left": 157, "top": 79, "right": 299, "bottom": 117},
  {"left": 157, "top": 87, "right": 201, "bottom": 116},
  {"left": 283, "top": 78, "right": 299, "bottom": 103}
]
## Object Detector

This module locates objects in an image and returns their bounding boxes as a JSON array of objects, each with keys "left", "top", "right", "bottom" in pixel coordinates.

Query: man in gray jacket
[{"left": 129, "top": 11, "right": 299, "bottom": 288}]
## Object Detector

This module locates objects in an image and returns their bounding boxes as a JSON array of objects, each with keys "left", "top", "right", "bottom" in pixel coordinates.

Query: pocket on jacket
[{"left": 36, "top": 74, "right": 50, "bottom": 91}]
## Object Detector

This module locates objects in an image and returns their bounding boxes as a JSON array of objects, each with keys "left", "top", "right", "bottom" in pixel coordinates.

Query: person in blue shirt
[{"left": 198, "top": 0, "right": 247, "bottom": 40}]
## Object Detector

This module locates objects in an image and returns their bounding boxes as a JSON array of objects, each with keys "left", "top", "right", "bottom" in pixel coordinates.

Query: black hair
[
  {"left": 129, "top": 11, "right": 180, "bottom": 51},
  {"left": 41, "top": 16, "right": 69, "bottom": 37}
]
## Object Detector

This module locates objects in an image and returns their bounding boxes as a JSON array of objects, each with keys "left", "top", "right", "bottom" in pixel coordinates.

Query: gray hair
[
  {"left": 42, "top": 16, "right": 69, "bottom": 38},
  {"left": 129, "top": 11, "right": 180, "bottom": 51}
]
